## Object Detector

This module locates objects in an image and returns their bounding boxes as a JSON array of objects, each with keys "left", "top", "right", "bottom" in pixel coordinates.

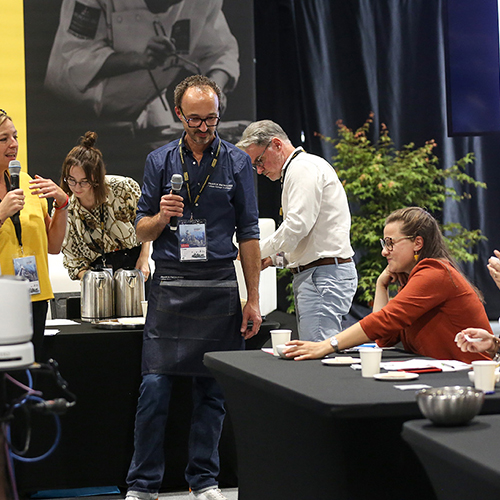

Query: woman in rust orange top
[{"left": 284, "top": 207, "right": 491, "bottom": 363}]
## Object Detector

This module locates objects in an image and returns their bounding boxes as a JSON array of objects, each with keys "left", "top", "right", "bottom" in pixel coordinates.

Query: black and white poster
[{"left": 24, "top": 0, "right": 255, "bottom": 184}]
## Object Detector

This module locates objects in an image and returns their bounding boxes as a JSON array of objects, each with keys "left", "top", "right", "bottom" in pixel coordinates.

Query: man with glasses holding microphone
[
  {"left": 125, "top": 75, "right": 261, "bottom": 500},
  {"left": 236, "top": 120, "right": 357, "bottom": 342}
]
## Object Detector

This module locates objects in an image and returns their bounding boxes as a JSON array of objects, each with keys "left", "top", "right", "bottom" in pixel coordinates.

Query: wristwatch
[{"left": 330, "top": 336, "right": 340, "bottom": 353}]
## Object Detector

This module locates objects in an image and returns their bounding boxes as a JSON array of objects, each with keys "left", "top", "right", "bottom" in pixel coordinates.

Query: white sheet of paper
[
  {"left": 45, "top": 319, "right": 80, "bottom": 326},
  {"left": 394, "top": 384, "right": 431, "bottom": 391},
  {"left": 381, "top": 359, "right": 470, "bottom": 372}
]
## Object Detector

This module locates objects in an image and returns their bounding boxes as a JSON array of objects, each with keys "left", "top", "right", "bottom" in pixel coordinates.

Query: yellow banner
[{"left": 0, "top": 1, "right": 28, "bottom": 170}]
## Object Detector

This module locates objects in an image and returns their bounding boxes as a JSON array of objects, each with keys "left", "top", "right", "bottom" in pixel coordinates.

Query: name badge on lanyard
[
  {"left": 275, "top": 251, "right": 287, "bottom": 269},
  {"left": 13, "top": 256, "right": 41, "bottom": 295},
  {"left": 179, "top": 219, "right": 207, "bottom": 262}
]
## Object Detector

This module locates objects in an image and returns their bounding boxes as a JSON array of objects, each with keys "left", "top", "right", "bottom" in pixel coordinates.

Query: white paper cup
[
  {"left": 270, "top": 329, "right": 292, "bottom": 356},
  {"left": 359, "top": 347, "right": 383, "bottom": 378},
  {"left": 276, "top": 344, "right": 293, "bottom": 359},
  {"left": 472, "top": 360, "right": 498, "bottom": 393},
  {"left": 141, "top": 300, "right": 148, "bottom": 318}
]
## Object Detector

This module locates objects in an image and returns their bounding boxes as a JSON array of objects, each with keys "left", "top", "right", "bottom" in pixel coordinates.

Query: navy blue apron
[{"left": 141, "top": 260, "right": 244, "bottom": 376}]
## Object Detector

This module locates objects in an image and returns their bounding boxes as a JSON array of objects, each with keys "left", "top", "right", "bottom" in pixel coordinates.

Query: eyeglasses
[
  {"left": 65, "top": 177, "right": 92, "bottom": 188},
  {"left": 179, "top": 108, "right": 220, "bottom": 128},
  {"left": 380, "top": 235, "right": 414, "bottom": 251},
  {"left": 252, "top": 140, "right": 272, "bottom": 171}
]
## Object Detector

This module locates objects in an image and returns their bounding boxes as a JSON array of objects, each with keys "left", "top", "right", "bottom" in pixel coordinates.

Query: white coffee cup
[
  {"left": 141, "top": 300, "right": 148, "bottom": 319},
  {"left": 472, "top": 360, "right": 498, "bottom": 393},
  {"left": 359, "top": 347, "right": 383, "bottom": 378},
  {"left": 270, "top": 329, "right": 292, "bottom": 356}
]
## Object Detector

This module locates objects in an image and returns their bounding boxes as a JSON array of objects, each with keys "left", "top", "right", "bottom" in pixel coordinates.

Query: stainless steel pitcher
[
  {"left": 81, "top": 269, "right": 114, "bottom": 322},
  {"left": 114, "top": 268, "right": 145, "bottom": 317}
]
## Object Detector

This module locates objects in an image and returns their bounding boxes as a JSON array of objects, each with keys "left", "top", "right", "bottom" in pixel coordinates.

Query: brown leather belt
[{"left": 290, "top": 257, "right": 353, "bottom": 274}]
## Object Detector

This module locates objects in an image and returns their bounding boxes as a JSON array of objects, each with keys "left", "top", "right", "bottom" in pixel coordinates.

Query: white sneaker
[
  {"left": 125, "top": 492, "right": 158, "bottom": 500},
  {"left": 188, "top": 487, "right": 228, "bottom": 500}
]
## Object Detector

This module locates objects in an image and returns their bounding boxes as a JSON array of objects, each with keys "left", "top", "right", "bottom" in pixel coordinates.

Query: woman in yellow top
[{"left": 0, "top": 110, "right": 68, "bottom": 360}]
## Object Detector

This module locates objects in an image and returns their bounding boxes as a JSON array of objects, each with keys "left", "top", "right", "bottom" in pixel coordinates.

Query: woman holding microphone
[{"left": 0, "top": 109, "right": 68, "bottom": 360}]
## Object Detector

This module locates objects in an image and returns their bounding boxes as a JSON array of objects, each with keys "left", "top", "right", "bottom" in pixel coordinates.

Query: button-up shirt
[
  {"left": 260, "top": 147, "right": 354, "bottom": 268},
  {"left": 137, "top": 134, "right": 259, "bottom": 262}
]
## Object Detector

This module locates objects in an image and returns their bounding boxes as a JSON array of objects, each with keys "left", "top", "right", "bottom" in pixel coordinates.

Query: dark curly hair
[{"left": 174, "top": 75, "right": 222, "bottom": 110}]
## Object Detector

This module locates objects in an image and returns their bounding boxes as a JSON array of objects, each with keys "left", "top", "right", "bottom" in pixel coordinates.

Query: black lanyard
[
  {"left": 279, "top": 147, "right": 304, "bottom": 221},
  {"left": 3, "top": 171, "right": 23, "bottom": 248},
  {"left": 81, "top": 204, "right": 108, "bottom": 263},
  {"left": 178, "top": 136, "right": 222, "bottom": 210}
]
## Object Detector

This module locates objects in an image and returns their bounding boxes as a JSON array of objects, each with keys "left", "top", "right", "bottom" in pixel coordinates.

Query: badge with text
[
  {"left": 179, "top": 220, "right": 207, "bottom": 262},
  {"left": 275, "top": 251, "right": 287, "bottom": 269},
  {"left": 13, "top": 255, "right": 41, "bottom": 295}
]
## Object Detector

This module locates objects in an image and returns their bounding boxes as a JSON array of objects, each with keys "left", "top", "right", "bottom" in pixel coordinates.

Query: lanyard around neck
[
  {"left": 178, "top": 136, "right": 222, "bottom": 207},
  {"left": 279, "top": 147, "right": 305, "bottom": 220},
  {"left": 81, "top": 204, "right": 107, "bottom": 259},
  {"left": 3, "top": 170, "right": 23, "bottom": 248}
]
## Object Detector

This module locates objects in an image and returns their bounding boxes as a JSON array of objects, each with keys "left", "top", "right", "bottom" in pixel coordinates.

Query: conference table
[
  {"left": 204, "top": 349, "right": 500, "bottom": 500},
  {"left": 13, "top": 320, "right": 267, "bottom": 495},
  {"left": 402, "top": 415, "right": 500, "bottom": 500}
]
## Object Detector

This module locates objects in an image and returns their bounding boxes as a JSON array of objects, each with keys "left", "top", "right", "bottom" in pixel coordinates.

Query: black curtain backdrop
[{"left": 253, "top": 0, "right": 500, "bottom": 319}]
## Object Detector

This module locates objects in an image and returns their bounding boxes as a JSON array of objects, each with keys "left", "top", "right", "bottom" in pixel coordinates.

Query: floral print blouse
[{"left": 61, "top": 175, "right": 142, "bottom": 280}]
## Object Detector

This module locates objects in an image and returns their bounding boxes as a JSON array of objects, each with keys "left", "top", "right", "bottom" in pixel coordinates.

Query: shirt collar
[{"left": 181, "top": 132, "right": 220, "bottom": 156}]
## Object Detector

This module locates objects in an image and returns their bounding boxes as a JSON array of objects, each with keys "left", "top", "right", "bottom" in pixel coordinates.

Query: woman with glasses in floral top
[
  {"left": 281, "top": 206, "right": 492, "bottom": 363},
  {"left": 59, "top": 131, "right": 150, "bottom": 283}
]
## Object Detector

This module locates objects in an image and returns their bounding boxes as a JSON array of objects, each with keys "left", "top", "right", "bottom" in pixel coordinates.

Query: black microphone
[
  {"left": 169, "top": 173, "right": 183, "bottom": 231},
  {"left": 8, "top": 160, "right": 21, "bottom": 222}
]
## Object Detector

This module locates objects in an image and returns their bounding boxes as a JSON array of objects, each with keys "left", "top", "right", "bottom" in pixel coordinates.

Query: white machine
[{"left": 0, "top": 275, "right": 35, "bottom": 369}]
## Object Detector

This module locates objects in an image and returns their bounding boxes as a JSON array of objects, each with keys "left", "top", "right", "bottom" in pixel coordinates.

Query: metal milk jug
[
  {"left": 81, "top": 269, "right": 114, "bottom": 322},
  {"left": 114, "top": 268, "right": 145, "bottom": 317}
]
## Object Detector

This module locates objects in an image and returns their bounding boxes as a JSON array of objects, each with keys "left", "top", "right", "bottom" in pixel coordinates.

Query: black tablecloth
[
  {"left": 402, "top": 416, "right": 500, "bottom": 500},
  {"left": 205, "top": 349, "right": 500, "bottom": 500},
  {"left": 12, "top": 322, "right": 239, "bottom": 494},
  {"left": 206, "top": 349, "right": 500, "bottom": 417},
  {"left": 12, "top": 318, "right": 278, "bottom": 494}
]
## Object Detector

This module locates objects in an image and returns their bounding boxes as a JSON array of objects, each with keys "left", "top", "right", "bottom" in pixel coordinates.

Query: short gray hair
[{"left": 236, "top": 120, "right": 291, "bottom": 150}]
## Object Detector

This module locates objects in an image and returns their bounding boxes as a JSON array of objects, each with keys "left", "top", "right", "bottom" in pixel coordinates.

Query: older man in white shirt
[{"left": 237, "top": 120, "right": 357, "bottom": 341}]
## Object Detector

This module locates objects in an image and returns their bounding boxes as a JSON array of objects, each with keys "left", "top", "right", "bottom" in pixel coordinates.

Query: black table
[
  {"left": 402, "top": 415, "right": 500, "bottom": 500},
  {"left": 12, "top": 323, "right": 232, "bottom": 495},
  {"left": 12, "top": 319, "right": 277, "bottom": 495},
  {"left": 204, "top": 350, "right": 500, "bottom": 500}
]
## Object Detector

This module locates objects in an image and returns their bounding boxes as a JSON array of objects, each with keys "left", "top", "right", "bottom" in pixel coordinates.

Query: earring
[{"left": 414, "top": 252, "right": 419, "bottom": 262}]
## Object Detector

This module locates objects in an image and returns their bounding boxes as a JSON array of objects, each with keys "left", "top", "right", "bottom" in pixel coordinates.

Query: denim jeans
[
  {"left": 126, "top": 374, "right": 226, "bottom": 494},
  {"left": 292, "top": 261, "right": 357, "bottom": 341}
]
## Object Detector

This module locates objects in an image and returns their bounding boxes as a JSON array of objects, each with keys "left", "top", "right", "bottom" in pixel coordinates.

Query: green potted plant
[{"left": 279, "top": 113, "right": 486, "bottom": 311}]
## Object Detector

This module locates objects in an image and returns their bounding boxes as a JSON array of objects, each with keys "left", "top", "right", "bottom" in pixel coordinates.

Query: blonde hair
[{"left": 0, "top": 109, "right": 13, "bottom": 128}]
